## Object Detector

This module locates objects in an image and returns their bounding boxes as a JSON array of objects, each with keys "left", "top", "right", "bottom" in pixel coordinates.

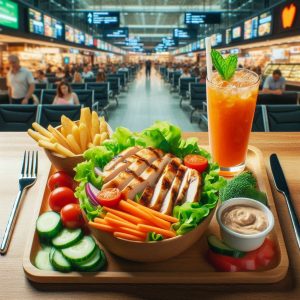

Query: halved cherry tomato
[
  {"left": 97, "top": 188, "right": 122, "bottom": 207},
  {"left": 48, "top": 171, "right": 75, "bottom": 191},
  {"left": 61, "top": 203, "right": 85, "bottom": 229},
  {"left": 184, "top": 154, "right": 208, "bottom": 173},
  {"left": 48, "top": 187, "right": 78, "bottom": 212}
]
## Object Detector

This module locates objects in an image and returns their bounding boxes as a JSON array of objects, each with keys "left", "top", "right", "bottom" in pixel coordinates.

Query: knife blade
[{"left": 270, "top": 153, "right": 300, "bottom": 249}]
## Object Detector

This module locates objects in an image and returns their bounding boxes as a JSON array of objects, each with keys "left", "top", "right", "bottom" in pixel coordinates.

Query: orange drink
[{"left": 206, "top": 69, "right": 260, "bottom": 175}]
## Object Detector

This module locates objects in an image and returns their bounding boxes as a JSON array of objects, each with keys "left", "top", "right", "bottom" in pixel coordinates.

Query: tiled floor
[{"left": 108, "top": 68, "right": 204, "bottom": 132}]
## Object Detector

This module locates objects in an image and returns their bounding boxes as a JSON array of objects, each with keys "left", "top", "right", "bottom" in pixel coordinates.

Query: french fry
[
  {"left": 79, "top": 123, "right": 88, "bottom": 151},
  {"left": 100, "top": 132, "right": 109, "bottom": 145},
  {"left": 48, "top": 125, "right": 70, "bottom": 150},
  {"left": 80, "top": 107, "right": 92, "bottom": 142},
  {"left": 72, "top": 125, "right": 81, "bottom": 148},
  {"left": 93, "top": 133, "right": 101, "bottom": 146},
  {"left": 54, "top": 143, "right": 75, "bottom": 157},
  {"left": 67, "top": 134, "right": 82, "bottom": 154},
  {"left": 61, "top": 115, "right": 75, "bottom": 136},
  {"left": 91, "top": 111, "right": 100, "bottom": 140},
  {"left": 32, "top": 122, "right": 52, "bottom": 139},
  {"left": 99, "top": 117, "right": 108, "bottom": 134},
  {"left": 38, "top": 139, "right": 56, "bottom": 152},
  {"left": 60, "top": 127, "right": 67, "bottom": 137},
  {"left": 27, "top": 129, "right": 50, "bottom": 142}
]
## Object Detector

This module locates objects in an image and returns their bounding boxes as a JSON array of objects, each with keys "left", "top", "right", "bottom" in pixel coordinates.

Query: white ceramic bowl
[{"left": 216, "top": 198, "right": 274, "bottom": 252}]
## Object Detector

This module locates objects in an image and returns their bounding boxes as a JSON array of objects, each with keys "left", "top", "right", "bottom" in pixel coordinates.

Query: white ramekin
[{"left": 216, "top": 198, "right": 274, "bottom": 252}]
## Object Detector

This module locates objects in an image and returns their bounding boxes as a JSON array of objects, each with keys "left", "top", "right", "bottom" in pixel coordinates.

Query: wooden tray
[{"left": 23, "top": 146, "right": 289, "bottom": 284}]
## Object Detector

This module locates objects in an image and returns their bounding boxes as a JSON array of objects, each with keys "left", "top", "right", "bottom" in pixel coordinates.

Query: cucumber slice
[
  {"left": 35, "top": 247, "right": 54, "bottom": 271},
  {"left": 50, "top": 248, "right": 72, "bottom": 273},
  {"left": 52, "top": 228, "right": 83, "bottom": 249},
  {"left": 207, "top": 235, "right": 245, "bottom": 258},
  {"left": 61, "top": 236, "right": 96, "bottom": 263},
  {"left": 74, "top": 248, "right": 107, "bottom": 272},
  {"left": 36, "top": 212, "right": 62, "bottom": 239}
]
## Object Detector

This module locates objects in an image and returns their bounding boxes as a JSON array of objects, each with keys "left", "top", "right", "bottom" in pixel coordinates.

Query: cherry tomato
[
  {"left": 48, "top": 187, "right": 78, "bottom": 212},
  {"left": 48, "top": 171, "right": 75, "bottom": 191},
  {"left": 97, "top": 188, "right": 122, "bottom": 207},
  {"left": 61, "top": 203, "right": 85, "bottom": 229},
  {"left": 184, "top": 154, "right": 208, "bottom": 173}
]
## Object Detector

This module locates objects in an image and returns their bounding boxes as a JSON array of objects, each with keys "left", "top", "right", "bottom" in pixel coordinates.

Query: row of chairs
[{"left": 0, "top": 104, "right": 82, "bottom": 131}]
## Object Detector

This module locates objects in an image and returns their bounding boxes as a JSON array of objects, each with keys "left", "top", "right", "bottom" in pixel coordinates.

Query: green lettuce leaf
[{"left": 147, "top": 232, "right": 164, "bottom": 242}]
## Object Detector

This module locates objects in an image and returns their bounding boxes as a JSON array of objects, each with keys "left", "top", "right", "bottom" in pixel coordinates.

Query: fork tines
[{"left": 21, "top": 151, "right": 38, "bottom": 178}]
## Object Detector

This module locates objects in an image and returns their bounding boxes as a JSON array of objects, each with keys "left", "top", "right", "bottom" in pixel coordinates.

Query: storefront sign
[{"left": 282, "top": 3, "right": 297, "bottom": 29}]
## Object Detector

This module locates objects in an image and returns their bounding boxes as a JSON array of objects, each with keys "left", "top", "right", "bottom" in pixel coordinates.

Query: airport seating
[
  {"left": 52, "top": 83, "right": 86, "bottom": 90},
  {"left": 252, "top": 105, "right": 267, "bottom": 132},
  {"left": 188, "top": 83, "right": 206, "bottom": 122},
  {"left": 33, "top": 89, "right": 43, "bottom": 103},
  {"left": 118, "top": 71, "right": 129, "bottom": 83},
  {"left": 108, "top": 74, "right": 126, "bottom": 90},
  {"left": 265, "top": 105, "right": 300, "bottom": 132},
  {"left": 257, "top": 92, "right": 299, "bottom": 105},
  {"left": 0, "top": 105, "right": 38, "bottom": 131},
  {"left": 170, "top": 72, "right": 182, "bottom": 92},
  {"left": 0, "top": 94, "right": 10, "bottom": 104},
  {"left": 73, "top": 90, "right": 97, "bottom": 110},
  {"left": 35, "top": 83, "right": 48, "bottom": 90},
  {"left": 37, "top": 104, "right": 81, "bottom": 127},
  {"left": 84, "top": 78, "right": 96, "bottom": 83},
  {"left": 107, "top": 77, "right": 120, "bottom": 107},
  {"left": 41, "top": 89, "right": 56, "bottom": 104},
  {"left": 179, "top": 77, "right": 198, "bottom": 107}
]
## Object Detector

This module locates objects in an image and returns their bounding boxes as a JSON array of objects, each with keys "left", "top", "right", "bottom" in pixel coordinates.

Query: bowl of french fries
[{"left": 28, "top": 107, "right": 112, "bottom": 175}]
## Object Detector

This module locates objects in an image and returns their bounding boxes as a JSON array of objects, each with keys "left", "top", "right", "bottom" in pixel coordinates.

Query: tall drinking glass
[{"left": 206, "top": 68, "right": 260, "bottom": 175}]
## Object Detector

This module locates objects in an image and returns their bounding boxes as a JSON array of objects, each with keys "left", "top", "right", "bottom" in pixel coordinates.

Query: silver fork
[{"left": 0, "top": 151, "right": 38, "bottom": 255}]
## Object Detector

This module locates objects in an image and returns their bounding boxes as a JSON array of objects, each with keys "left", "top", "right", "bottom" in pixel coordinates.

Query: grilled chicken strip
[
  {"left": 160, "top": 164, "right": 187, "bottom": 215},
  {"left": 149, "top": 158, "right": 182, "bottom": 211},
  {"left": 183, "top": 169, "right": 201, "bottom": 203},
  {"left": 174, "top": 168, "right": 191, "bottom": 206},
  {"left": 102, "top": 148, "right": 164, "bottom": 190},
  {"left": 103, "top": 146, "right": 141, "bottom": 171},
  {"left": 122, "top": 153, "right": 174, "bottom": 201}
]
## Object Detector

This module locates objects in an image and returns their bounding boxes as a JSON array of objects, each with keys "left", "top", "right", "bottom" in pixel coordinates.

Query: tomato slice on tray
[
  {"left": 48, "top": 171, "right": 75, "bottom": 191},
  {"left": 184, "top": 154, "right": 208, "bottom": 173},
  {"left": 61, "top": 203, "right": 85, "bottom": 229},
  {"left": 97, "top": 188, "right": 122, "bottom": 207}
]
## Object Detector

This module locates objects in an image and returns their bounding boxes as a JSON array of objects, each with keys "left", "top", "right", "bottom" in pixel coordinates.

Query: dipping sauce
[{"left": 221, "top": 205, "right": 268, "bottom": 235}]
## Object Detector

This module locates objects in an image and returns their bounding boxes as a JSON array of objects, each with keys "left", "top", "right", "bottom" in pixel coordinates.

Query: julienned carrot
[
  {"left": 104, "top": 216, "right": 139, "bottom": 230},
  {"left": 118, "top": 200, "right": 171, "bottom": 230},
  {"left": 94, "top": 217, "right": 108, "bottom": 225},
  {"left": 118, "top": 226, "right": 147, "bottom": 239},
  {"left": 89, "top": 221, "right": 115, "bottom": 232},
  {"left": 114, "top": 231, "right": 143, "bottom": 242},
  {"left": 137, "top": 224, "right": 176, "bottom": 238},
  {"left": 127, "top": 199, "right": 179, "bottom": 223},
  {"left": 105, "top": 212, "right": 134, "bottom": 225},
  {"left": 103, "top": 206, "right": 145, "bottom": 224}
]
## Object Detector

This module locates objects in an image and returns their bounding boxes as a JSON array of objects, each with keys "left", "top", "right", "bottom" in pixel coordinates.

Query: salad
[{"left": 74, "top": 121, "right": 226, "bottom": 241}]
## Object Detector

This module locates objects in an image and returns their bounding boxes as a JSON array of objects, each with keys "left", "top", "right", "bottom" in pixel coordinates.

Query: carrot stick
[
  {"left": 89, "top": 221, "right": 115, "bottom": 232},
  {"left": 105, "top": 212, "right": 135, "bottom": 226},
  {"left": 103, "top": 206, "right": 146, "bottom": 224},
  {"left": 113, "top": 231, "right": 143, "bottom": 242},
  {"left": 137, "top": 224, "right": 176, "bottom": 238},
  {"left": 104, "top": 216, "right": 139, "bottom": 230},
  {"left": 127, "top": 199, "right": 179, "bottom": 223},
  {"left": 118, "top": 200, "right": 171, "bottom": 230},
  {"left": 94, "top": 217, "right": 109, "bottom": 225},
  {"left": 118, "top": 226, "right": 147, "bottom": 239}
]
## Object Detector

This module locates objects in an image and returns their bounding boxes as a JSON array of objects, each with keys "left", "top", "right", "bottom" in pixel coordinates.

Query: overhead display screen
[
  {"left": 0, "top": 0, "right": 19, "bottom": 29},
  {"left": 185, "top": 12, "right": 221, "bottom": 25},
  {"left": 28, "top": 8, "right": 44, "bottom": 35},
  {"left": 85, "top": 34, "right": 93, "bottom": 46},
  {"left": 232, "top": 26, "right": 242, "bottom": 39},
  {"left": 258, "top": 11, "right": 272, "bottom": 37},
  {"left": 173, "top": 28, "right": 197, "bottom": 39},
  {"left": 87, "top": 11, "right": 119, "bottom": 28},
  {"left": 226, "top": 28, "right": 231, "bottom": 44},
  {"left": 244, "top": 16, "right": 258, "bottom": 40},
  {"left": 65, "top": 25, "right": 74, "bottom": 43},
  {"left": 103, "top": 28, "right": 128, "bottom": 39},
  {"left": 74, "top": 29, "right": 85, "bottom": 44}
]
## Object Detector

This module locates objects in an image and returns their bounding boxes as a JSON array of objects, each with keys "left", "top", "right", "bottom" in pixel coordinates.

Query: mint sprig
[{"left": 211, "top": 49, "right": 238, "bottom": 81}]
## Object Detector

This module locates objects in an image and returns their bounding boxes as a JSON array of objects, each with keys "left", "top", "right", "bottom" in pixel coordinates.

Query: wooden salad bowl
[{"left": 85, "top": 207, "right": 216, "bottom": 263}]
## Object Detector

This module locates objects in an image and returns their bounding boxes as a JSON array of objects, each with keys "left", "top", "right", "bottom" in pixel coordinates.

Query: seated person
[
  {"left": 118, "top": 64, "right": 128, "bottom": 72},
  {"left": 180, "top": 67, "right": 191, "bottom": 78},
  {"left": 82, "top": 66, "right": 94, "bottom": 79},
  {"left": 53, "top": 81, "right": 79, "bottom": 105},
  {"left": 35, "top": 70, "right": 48, "bottom": 84},
  {"left": 262, "top": 69, "right": 286, "bottom": 95},
  {"left": 55, "top": 67, "right": 65, "bottom": 79},
  {"left": 96, "top": 71, "right": 106, "bottom": 83},
  {"left": 72, "top": 71, "right": 83, "bottom": 83}
]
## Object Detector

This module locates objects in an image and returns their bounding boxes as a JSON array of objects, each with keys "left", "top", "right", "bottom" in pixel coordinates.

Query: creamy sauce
[{"left": 221, "top": 205, "right": 268, "bottom": 235}]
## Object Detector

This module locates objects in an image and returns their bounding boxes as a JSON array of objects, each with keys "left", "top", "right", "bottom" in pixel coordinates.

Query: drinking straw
[{"left": 205, "top": 37, "right": 212, "bottom": 81}]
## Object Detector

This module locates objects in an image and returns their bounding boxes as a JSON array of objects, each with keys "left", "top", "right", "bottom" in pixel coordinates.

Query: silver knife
[{"left": 270, "top": 153, "right": 300, "bottom": 249}]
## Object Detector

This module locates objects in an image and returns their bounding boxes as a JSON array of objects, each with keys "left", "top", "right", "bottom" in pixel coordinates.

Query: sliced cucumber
[
  {"left": 207, "top": 235, "right": 245, "bottom": 258},
  {"left": 52, "top": 228, "right": 83, "bottom": 249},
  {"left": 36, "top": 212, "right": 62, "bottom": 239},
  {"left": 74, "top": 248, "right": 107, "bottom": 272},
  {"left": 50, "top": 248, "right": 72, "bottom": 273},
  {"left": 35, "top": 247, "right": 54, "bottom": 271},
  {"left": 61, "top": 236, "right": 96, "bottom": 263}
]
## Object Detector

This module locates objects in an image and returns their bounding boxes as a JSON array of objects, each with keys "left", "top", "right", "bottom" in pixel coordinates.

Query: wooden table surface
[{"left": 1, "top": 132, "right": 299, "bottom": 300}]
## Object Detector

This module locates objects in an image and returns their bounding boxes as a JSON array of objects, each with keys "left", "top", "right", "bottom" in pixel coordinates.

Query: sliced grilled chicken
[
  {"left": 122, "top": 153, "right": 174, "bottom": 201},
  {"left": 139, "top": 186, "right": 154, "bottom": 207},
  {"left": 174, "top": 168, "right": 191, "bottom": 206},
  {"left": 160, "top": 164, "right": 187, "bottom": 215},
  {"left": 184, "top": 169, "right": 201, "bottom": 203},
  {"left": 149, "top": 158, "right": 182, "bottom": 211},
  {"left": 102, "top": 148, "right": 163, "bottom": 190},
  {"left": 103, "top": 146, "right": 141, "bottom": 171}
]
